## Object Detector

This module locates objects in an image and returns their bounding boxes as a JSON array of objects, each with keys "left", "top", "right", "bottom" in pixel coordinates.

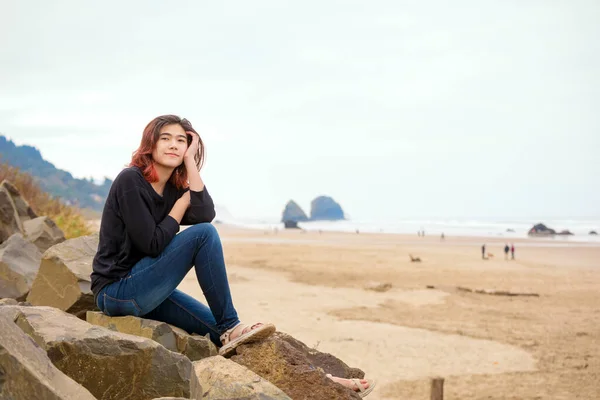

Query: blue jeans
[{"left": 96, "top": 223, "right": 239, "bottom": 346}]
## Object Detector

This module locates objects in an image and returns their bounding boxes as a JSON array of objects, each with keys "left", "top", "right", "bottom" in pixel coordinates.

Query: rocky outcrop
[
  {"left": 0, "top": 179, "right": 64, "bottom": 251},
  {"left": 232, "top": 332, "right": 363, "bottom": 399},
  {"left": 281, "top": 200, "right": 309, "bottom": 223},
  {"left": 87, "top": 311, "right": 218, "bottom": 361},
  {"left": 7, "top": 305, "right": 193, "bottom": 400},
  {"left": 1, "top": 303, "right": 369, "bottom": 399},
  {"left": 557, "top": 230, "right": 574, "bottom": 236},
  {"left": 283, "top": 220, "right": 300, "bottom": 229},
  {"left": 528, "top": 223, "right": 556, "bottom": 236},
  {"left": 0, "top": 182, "right": 24, "bottom": 243},
  {"left": 590, "top": 231, "right": 598, "bottom": 235},
  {"left": 1, "top": 180, "right": 38, "bottom": 222},
  {"left": 190, "top": 355, "right": 291, "bottom": 399},
  {"left": 24, "top": 216, "right": 66, "bottom": 252},
  {"left": 27, "top": 234, "right": 98, "bottom": 318},
  {"left": 0, "top": 233, "right": 43, "bottom": 300},
  {"left": 310, "top": 196, "right": 345, "bottom": 221},
  {"left": 0, "top": 310, "right": 97, "bottom": 400}
]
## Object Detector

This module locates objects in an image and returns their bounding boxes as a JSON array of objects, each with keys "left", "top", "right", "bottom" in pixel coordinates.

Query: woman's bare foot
[{"left": 327, "top": 374, "right": 371, "bottom": 392}]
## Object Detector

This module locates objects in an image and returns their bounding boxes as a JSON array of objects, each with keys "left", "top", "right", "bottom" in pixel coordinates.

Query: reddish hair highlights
[{"left": 130, "top": 115, "right": 204, "bottom": 190}]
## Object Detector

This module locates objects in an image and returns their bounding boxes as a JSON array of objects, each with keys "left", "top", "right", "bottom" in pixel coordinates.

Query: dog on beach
[
  {"left": 487, "top": 253, "right": 494, "bottom": 258},
  {"left": 409, "top": 254, "right": 421, "bottom": 262}
]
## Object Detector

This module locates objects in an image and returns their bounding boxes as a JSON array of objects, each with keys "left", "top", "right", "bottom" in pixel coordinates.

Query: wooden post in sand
[{"left": 430, "top": 377, "right": 444, "bottom": 400}]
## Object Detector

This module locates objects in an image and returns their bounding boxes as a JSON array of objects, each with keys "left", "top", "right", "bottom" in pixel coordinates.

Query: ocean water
[{"left": 216, "top": 213, "right": 600, "bottom": 245}]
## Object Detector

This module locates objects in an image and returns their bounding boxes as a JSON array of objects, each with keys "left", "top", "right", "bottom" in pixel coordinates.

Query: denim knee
[{"left": 185, "top": 222, "right": 218, "bottom": 241}]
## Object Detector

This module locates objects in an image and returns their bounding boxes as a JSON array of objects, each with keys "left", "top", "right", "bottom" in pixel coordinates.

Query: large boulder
[
  {"left": 86, "top": 311, "right": 218, "bottom": 361},
  {"left": 0, "top": 233, "right": 43, "bottom": 300},
  {"left": 527, "top": 223, "right": 556, "bottom": 236},
  {"left": 281, "top": 200, "right": 309, "bottom": 223},
  {"left": 0, "top": 310, "right": 97, "bottom": 400},
  {"left": 190, "top": 355, "right": 291, "bottom": 400},
  {"left": 232, "top": 332, "right": 362, "bottom": 399},
  {"left": 27, "top": 233, "right": 98, "bottom": 318},
  {"left": 24, "top": 216, "right": 66, "bottom": 252},
  {"left": 1, "top": 180, "right": 38, "bottom": 223},
  {"left": 0, "top": 182, "right": 24, "bottom": 243},
  {"left": 7, "top": 305, "right": 193, "bottom": 400},
  {"left": 309, "top": 196, "right": 345, "bottom": 221}
]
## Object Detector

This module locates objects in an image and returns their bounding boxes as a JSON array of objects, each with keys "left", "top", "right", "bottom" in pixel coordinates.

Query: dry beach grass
[{"left": 175, "top": 225, "right": 600, "bottom": 400}]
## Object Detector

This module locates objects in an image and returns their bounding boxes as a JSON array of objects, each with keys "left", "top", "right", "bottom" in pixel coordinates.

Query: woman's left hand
[{"left": 184, "top": 131, "right": 200, "bottom": 163}]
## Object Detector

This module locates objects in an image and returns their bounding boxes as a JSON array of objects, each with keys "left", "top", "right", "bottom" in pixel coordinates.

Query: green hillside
[{"left": 0, "top": 135, "right": 111, "bottom": 211}]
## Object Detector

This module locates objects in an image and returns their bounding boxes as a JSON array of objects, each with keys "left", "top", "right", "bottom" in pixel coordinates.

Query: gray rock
[
  {"left": 86, "top": 311, "right": 218, "bottom": 361},
  {"left": 283, "top": 220, "right": 300, "bottom": 229},
  {"left": 528, "top": 223, "right": 556, "bottom": 236},
  {"left": 24, "top": 216, "right": 66, "bottom": 252},
  {"left": 0, "top": 180, "right": 38, "bottom": 222},
  {"left": 557, "top": 229, "right": 574, "bottom": 236},
  {"left": 190, "top": 356, "right": 291, "bottom": 400},
  {"left": 310, "top": 196, "right": 345, "bottom": 221},
  {"left": 0, "top": 233, "right": 43, "bottom": 300},
  {"left": 180, "top": 332, "right": 219, "bottom": 361},
  {"left": 27, "top": 234, "right": 98, "bottom": 318},
  {"left": 0, "top": 297, "right": 19, "bottom": 305},
  {"left": 0, "top": 309, "right": 96, "bottom": 400},
  {"left": 281, "top": 200, "right": 309, "bottom": 223},
  {"left": 8, "top": 305, "right": 192, "bottom": 400},
  {"left": 0, "top": 183, "right": 24, "bottom": 243}
]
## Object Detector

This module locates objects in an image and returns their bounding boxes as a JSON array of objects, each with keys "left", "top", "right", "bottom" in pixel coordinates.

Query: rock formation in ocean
[
  {"left": 557, "top": 230, "right": 574, "bottom": 236},
  {"left": 528, "top": 223, "right": 556, "bottom": 236},
  {"left": 589, "top": 230, "right": 598, "bottom": 235},
  {"left": 284, "top": 220, "right": 300, "bottom": 229},
  {"left": 281, "top": 200, "right": 309, "bottom": 223},
  {"left": 310, "top": 196, "right": 345, "bottom": 221}
]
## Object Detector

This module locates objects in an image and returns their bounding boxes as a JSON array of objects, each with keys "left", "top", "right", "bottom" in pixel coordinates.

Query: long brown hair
[{"left": 130, "top": 115, "right": 204, "bottom": 189}]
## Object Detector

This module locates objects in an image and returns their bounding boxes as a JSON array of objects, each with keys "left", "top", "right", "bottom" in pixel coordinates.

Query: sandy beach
[{"left": 175, "top": 225, "right": 600, "bottom": 399}]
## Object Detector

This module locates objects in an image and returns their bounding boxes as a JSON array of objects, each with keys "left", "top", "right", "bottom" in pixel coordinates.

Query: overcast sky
[{"left": 1, "top": 1, "right": 598, "bottom": 220}]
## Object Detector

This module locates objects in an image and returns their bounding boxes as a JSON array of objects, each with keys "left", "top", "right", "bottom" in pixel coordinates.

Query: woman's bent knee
[{"left": 185, "top": 222, "right": 218, "bottom": 239}]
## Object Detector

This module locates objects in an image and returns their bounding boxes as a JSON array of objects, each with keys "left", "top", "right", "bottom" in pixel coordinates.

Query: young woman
[{"left": 91, "top": 115, "right": 374, "bottom": 396}]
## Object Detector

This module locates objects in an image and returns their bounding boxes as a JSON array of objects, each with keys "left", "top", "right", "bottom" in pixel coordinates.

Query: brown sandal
[{"left": 219, "top": 322, "right": 276, "bottom": 356}]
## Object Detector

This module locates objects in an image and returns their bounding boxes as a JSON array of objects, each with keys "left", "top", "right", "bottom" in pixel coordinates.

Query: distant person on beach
[
  {"left": 90, "top": 115, "right": 374, "bottom": 396},
  {"left": 441, "top": 232, "right": 445, "bottom": 240},
  {"left": 482, "top": 244, "right": 486, "bottom": 259},
  {"left": 504, "top": 244, "right": 510, "bottom": 260},
  {"left": 511, "top": 244, "right": 515, "bottom": 260}
]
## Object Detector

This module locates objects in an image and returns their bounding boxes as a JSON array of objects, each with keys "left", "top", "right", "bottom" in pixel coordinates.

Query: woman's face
[{"left": 151, "top": 123, "right": 188, "bottom": 169}]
